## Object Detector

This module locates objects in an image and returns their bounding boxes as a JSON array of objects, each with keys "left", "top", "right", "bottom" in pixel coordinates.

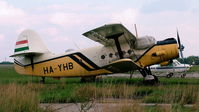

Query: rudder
[{"left": 11, "top": 29, "right": 49, "bottom": 57}]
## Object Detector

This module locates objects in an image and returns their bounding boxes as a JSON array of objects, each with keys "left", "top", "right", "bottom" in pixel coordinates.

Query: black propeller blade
[
  {"left": 177, "top": 29, "right": 184, "bottom": 59},
  {"left": 177, "top": 29, "right": 187, "bottom": 77}
]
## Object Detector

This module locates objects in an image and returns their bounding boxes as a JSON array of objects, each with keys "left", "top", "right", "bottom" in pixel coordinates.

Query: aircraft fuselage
[{"left": 14, "top": 38, "right": 179, "bottom": 78}]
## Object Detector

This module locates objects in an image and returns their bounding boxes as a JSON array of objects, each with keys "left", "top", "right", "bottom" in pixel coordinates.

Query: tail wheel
[{"left": 40, "top": 77, "right": 45, "bottom": 84}]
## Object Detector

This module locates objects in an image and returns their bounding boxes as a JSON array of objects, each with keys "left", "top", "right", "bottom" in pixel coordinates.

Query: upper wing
[
  {"left": 83, "top": 23, "right": 137, "bottom": 46},
  {"left": 102, "top": 59, "right": 141, "bottom": 73}
]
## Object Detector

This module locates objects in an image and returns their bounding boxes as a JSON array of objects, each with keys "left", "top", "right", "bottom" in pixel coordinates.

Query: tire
[
  {"left": 143, "top": 75, "right": 159, "bottom": 85},
  {"left": 166, "top": 73, "right": 173, "bottom": 78},
  {"left": 181, "top": 73, "right": 186, "bottom": 78}
]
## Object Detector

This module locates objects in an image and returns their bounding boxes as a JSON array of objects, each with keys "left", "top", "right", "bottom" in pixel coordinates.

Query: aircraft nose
[{"left": 186, "top": 64, "right": 192, "bottom": 68}]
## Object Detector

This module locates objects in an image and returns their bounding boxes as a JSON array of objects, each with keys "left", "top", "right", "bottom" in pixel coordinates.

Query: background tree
[{"left": 177, "top": 56, "right": 199, "bottom": 65}]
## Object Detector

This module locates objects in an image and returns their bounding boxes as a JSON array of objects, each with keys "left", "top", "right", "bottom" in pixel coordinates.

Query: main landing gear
[{"left": 139, "top": 67, "right": 159, "bottom": 85}]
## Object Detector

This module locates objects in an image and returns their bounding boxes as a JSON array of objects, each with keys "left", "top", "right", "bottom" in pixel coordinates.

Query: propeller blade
[
  {"left": 176, "top": 29, "right": 185, "bottom": 63},
  {"left": 177, "top": 29, "right": 187, "bottom": 75},
  {"left": 177, "top": 29, "right": 181, "bottom": 49}
]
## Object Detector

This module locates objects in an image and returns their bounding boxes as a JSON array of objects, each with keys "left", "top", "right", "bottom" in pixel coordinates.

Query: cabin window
[
  {"left": 128, "top": 49, "right": 132, "bottom": 54},
  {"left": 109, "top": 53, "right": 113, "bottom": 58},
  {"left": 101, "top": 55, "right": 105, "bottom": 59}
]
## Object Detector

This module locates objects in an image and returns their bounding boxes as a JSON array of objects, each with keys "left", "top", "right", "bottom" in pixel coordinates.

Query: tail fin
[{"left": 11, "top": 29, "right": 49, "bottom": 57}]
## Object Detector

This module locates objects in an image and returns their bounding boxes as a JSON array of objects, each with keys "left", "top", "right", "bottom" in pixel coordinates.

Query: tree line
[{"left": 177, "top": 56, "right": 199, "bottom": 65}]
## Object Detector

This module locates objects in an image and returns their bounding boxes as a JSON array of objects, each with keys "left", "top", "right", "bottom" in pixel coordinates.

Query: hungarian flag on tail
[{"left": 14, "top": 40, "right": 29, "bottom": 52}]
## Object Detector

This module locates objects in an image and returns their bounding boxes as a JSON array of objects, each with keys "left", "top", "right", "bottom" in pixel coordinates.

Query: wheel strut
[{"left": 139, "top": 67, "right": 159, "bottom": 84}]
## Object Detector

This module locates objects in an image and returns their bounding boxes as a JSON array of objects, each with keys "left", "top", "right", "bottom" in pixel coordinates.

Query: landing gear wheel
[
  {"left": 153, "top": 75, "right": 159, "bottom": 83},
  {"left": 166, "top": 73, "right": 173, "bottom": 78},
  {"left": 151, "top": 75, "right": 159, "bottom": 85},
  {"left": 181, "top": 73, "right": 186, "bottom": 78},
  {"left": 139, "top": 67, "right": 159, "bottom": 85},
  {"left": 144, "top": 75, "right": 159, "bottom": 85}
]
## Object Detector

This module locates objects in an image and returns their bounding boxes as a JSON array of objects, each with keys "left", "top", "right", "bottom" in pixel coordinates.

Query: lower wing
[{"left": 102, "top": 59, "right": 140, "bottom": 73}]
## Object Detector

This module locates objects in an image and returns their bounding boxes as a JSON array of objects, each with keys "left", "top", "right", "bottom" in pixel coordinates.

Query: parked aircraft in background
[
  {"left": 11, "top": 23, "right": 181, "bottom": 84},
  {"left": 150, "top": 59, "right": 192, "bottom": 78}
]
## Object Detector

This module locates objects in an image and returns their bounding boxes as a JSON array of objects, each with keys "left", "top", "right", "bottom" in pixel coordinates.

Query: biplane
[{"left": 11, "top": 23, "right": 181, "bottom": 84}]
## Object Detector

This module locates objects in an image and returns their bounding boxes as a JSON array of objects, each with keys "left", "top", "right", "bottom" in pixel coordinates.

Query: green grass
[
  {"left": 144, "top": 104, "right": 195, "bottom": 112},
  {"left": 0, "top": 83, "right": 49, "bottom": 112},
  {"left": 1, "top": 65, "right": 199, "bottom": 111},
  {"left": 188, "top": 65, "right": 199, "bottom": 73}
]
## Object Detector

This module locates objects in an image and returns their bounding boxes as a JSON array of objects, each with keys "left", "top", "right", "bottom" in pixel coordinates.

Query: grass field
[{"left": 1, "top": 65, "right": 199, "bottom": 112}]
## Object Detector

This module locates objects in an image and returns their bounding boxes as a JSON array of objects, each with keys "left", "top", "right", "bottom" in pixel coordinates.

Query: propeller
[
  {"left": 177, "top": 29, "right": 184, "bottom": 59},
  {"left": 177, "top": 29, "right": 187, "bottom": 77}
]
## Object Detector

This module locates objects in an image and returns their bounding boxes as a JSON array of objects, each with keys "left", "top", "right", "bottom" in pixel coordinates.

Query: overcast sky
[{"left": 0, "top": 0, "right": 198, "bottom": 61}]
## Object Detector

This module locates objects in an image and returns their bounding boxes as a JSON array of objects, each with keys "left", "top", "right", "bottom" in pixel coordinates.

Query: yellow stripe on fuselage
[{"left": 14, "top": 55, "right": 112, "bottom": 77}]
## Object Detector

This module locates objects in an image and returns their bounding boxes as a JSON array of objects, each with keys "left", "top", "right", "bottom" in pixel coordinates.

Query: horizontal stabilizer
[
  {"left": 102, "top": 59, "right": 140, "bottom": 73},
  {"left": 10, "top": 52, "right": 43, "bottom": 57}
]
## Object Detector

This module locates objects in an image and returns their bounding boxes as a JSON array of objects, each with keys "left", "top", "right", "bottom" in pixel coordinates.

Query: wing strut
[{"left": 106, "top": 33, "right": 124, "bottom": 59}]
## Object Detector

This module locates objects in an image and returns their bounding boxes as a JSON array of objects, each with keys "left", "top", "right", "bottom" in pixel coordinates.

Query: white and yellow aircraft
[{"left": 11, "top": 24, "right": 180, "bottom": 84}]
